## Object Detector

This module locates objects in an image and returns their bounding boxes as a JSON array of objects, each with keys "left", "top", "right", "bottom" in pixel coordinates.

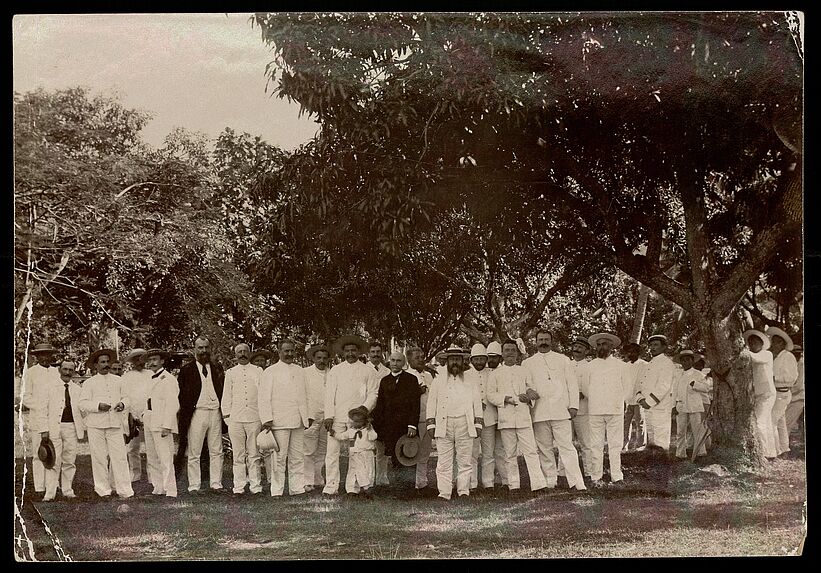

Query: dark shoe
[
  {"left": 188, "top": 489, "right": 202, "bottom": 496},
  {"left": 97, "top": 494, "right": 112, "bottom": 501}
]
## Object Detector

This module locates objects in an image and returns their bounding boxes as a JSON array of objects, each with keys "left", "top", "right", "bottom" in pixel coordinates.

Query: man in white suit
[
  {"left": 425, "top": 346, "right": 484, "bottom": 500},
  {"left": 522, "top": 329, "right": 586, "bottom": 491},
  {"left": 635, "top": 334, "right": 676, "bottom": 452},
  {"left": 34, "top": 360, "right": 86, "bottom": 501},
  {"left": 79, "top": 348, "right": 133, "bottom": 499},
  {"left": 303, "top": 344, "right": 331, "bottom": 492},
  {"left": 143, "top": 349, "right": 180, "bottom": 498},
  {"left": 121, "top": 348, "right": 151, "bottom": 482},
  {"left": 259, "top": 339, "right": 312, "bottom": 496}
]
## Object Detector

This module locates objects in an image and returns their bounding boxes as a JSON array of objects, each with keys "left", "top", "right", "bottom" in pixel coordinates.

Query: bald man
[{"left": 372, "top": 351, "right": 421, "bottom": 482}]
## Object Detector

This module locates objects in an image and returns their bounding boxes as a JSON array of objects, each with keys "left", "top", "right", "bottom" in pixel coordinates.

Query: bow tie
[{"left": 354, "top": 430, "right": 362, "bottom": 440}]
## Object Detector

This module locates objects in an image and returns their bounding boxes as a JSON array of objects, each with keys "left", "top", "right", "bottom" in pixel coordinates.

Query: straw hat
[
  {"left": 31, "top": 343, "right": 58, "bottom": 355},
  {"left": 647, "top": 334, "right": 668, "bottom": 345},
  {"left": 587, "top": 333, "right": 622, "bottom": 348},
  {"left": 743, "top": 329, "right": 770, "bottom": 351},
  {"left": 37, "top": 437, "right": 57, "bottom": 470},
  {"left": 125, "top": 348, "right": 148, "bottom": 363},
  {"left": 395, "top": 435, "right": 423, "bottom": 466},
  {"left": 86, "top": 348, "right": 117, "bottom": 369},
  {"left": 765, "top": 326, "right": 794, "bottom": 351},
  {"left": 305, "top": 344, "right": 329, "bottom": 362},
  {"left": 333, "top": 334, "right": 368, "bottom": 356},
  {"left": 256, "top": 428, "right": 279, "bottom": 453}
]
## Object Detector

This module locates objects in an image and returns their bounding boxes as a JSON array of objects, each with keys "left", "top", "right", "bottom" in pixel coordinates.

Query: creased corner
[{"left": 784, "top": 11, "right": 804, "bottom": 62}]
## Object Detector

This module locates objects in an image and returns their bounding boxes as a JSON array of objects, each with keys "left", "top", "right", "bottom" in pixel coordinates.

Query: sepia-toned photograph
[{"left": 13, "top": 12, "right": 804, "bottom": 560}]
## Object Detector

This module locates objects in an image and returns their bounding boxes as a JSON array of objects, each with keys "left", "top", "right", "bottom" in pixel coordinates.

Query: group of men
[{"left": 20, "top": 325, "right": 804, "bottom": 503}]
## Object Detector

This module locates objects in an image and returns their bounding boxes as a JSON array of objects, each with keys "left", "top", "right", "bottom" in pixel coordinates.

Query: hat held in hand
[
  {"left": 38, "top": 437, "right": 57, "bottom": 470},
  {"left": 257, "top": 428, "right": 279, "bottom": 453},
  {"left": 395, "top": 434, "right": 422, "bottom": 466}
]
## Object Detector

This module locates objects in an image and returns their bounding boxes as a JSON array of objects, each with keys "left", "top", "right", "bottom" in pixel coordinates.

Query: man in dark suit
[
  {"left": 175, "top": 337, "right": 226, "bottom": 493},
  {"left": 371, "top": 351, "right": 421, "bottom": 481}
]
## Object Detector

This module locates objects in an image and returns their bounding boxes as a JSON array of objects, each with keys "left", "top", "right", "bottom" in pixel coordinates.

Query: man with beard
[
  {"left": 622, "top": 343, "right": 648, "bottom": 452},
  {"left": 635, "top": 334, "right": 676, "bottom": 452},
  {"left": 570, "top": 337, "right": 593, "bottom": 479},
  {"left": 487, "top": 339, "right": 548, "bottom": 494},
  {"left": 303, "top": 344, "right": 331, "bottom": 492},
  {"left": 766, "top": 326, "right": 798, "bottom": 457},
  {"left": 142, "top": 348, "right": 180, "bottom": 498},
  {"left": 579, "top": 333, "right": 632, "bottom": 487},
  {"left": 79, "top": 349, "right": 133, "bottom": 499},
  {"left": 121, "top": 348, "right": 151, "bottom": 482},
  {"left": 177, "top": 337, "right": 226, "bottom": 493},
  {"left": 222, "top": 343, "right": 263, "bottom": 495},
  {"left": 372, "top": 351, "right": 421, "bottom": 483},
  {"left": 405, "top": 346, "right": 435, "bottom": 494},
  {"left": 522, "top": 329, "right": 586, "bottom": 491},
  {"left": 322, "top": 335, "right": 379, "bottom": 495},
  {"left": 260, "top": 339, "right": 312, "bottom": 496},
  {"left": 21, "top": 342, "right": 62, "bottom": 495},
  {"left": 425, "top": 346, "right": 484, "bottom": 500}
]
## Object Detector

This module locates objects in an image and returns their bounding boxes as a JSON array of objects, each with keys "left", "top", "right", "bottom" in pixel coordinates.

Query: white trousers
[
  {"left": 228, "top": 420, "right": 262, "bottom": 494},
  {"left": 187, "top": 408, "right": 224, "bottom": 490},
  {"left": 435, "top": 417, "right": 474, "bottom": 499},
  {"left": 303, "top": 424, "right": 328, "bottom": 488},
  {"left": 572, "top": 414, "right": 593, "bottom": 477},
  {"left": 126, "top": 432, "right": 143, "bottom": 482},
  {"left": 374, "top": 440, "right": 390, "bottom": 486},
  {"left": 144, "top": 429, "right": 177, "bottom": 496},
  {"left": 271, "top": 428, "right": 305, "bottom": 496},
  {"left": 772, "top": 392, "right": 791, "bottom": 455},
  {"left": 30, "top": 431, "right": 46, "bottom": 492},
  {"left": 88, "top": 427, "right": 133, "bottom": 497},
  {"left": 415, "top": 421, "right": 431, "bottom": 489},
  {"left": 477, "top": 424, "right": 508, "bottom": 488},
  {"left": 754, "top": 394, "right": 778, "bottom": 458},
  {"left": 533, "top": 419, "right": 585, "bottom": 489},
  {"left": 347, "top": 450, "right": 375, "bottom": 492},
  {"left": 645, "top": 408, "right": 672, "bottom": 451},
  {"left": 324, "top": 421, "right": 351, "bottom": 494},
  {"left": 675, "top": 412, "right": 706, "bottom": 458},
  {"left": 44, "top": 423, "right": 79, "bottom": 499},
  {"left": 785, "top": 399, "right": 804, "bottom": 432},
  {"left": 589, "top": 413, "right": 624, "bottom": 482},
  {"left": 499, "top": 425, "right": 547, "bottom": 491}
]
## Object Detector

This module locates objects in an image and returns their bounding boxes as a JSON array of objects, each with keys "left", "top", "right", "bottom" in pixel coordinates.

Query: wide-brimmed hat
[
  {"left": 765, "top": 326, "right": 794, "bottom": 351},
  {"left": 470, "top": 343, "right": 487, "bottom": 358},
  {"left": 125, "top": 348, "right": 148, "bottom": 363},
  {"left": 743, "top": 329, "right": 770, "bottom": 351},
  {"left": 442, "top": 345, "right": 466, "bottom": 357},
  {"left": 571, "top": 337, "right": 592, "bottom": 349},
  {"left": 250, "top": 349, "right": 272, "bottom": 363},
  {"left": 38, "top": 437, "right": 57, "bottom": 470},
  {"left": 31, "top": 343, "right": 58, "bottom": 355},
  {"left": 143, "top": 348, "right": 170, "bottom": 361},
  {"left": 305, "top": 344, "right": 329, "bottom": 362},
  {"left": 86, "top": 348, "right": 118, "bottom": 369},
  {"left": 303, "top": 423, "right": 320, "bottom": 455},
  {"left": 647, "top": 334, "right": 668, "bottom": 345},
  {"left": 124, "top": 412, "right": 140, "bottom": 444},
  {"left": 333, "top": 334, "right": 368, "bottom": 356},
  {"left": 588, "top": 333, "right": 621, "bottom": 349},
  {"left": 395, "top": 434, "right": 422, "bottom": 466},
  {"left": 257, "top": 428, "right": 279, "bottom": 453}
]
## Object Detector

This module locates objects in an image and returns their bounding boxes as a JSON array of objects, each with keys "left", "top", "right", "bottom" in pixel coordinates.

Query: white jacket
[
  {"left": 259, "top": 361, "right": 310, "bottom": 429},
  {"left": 324, "top": 360, "right": 379, "bottom": 422},
  {"left": 426, "top": 372, "right": 483, "bottom": 438},
  {"left": 579, "top": 356, "right": 631, "bottom": 415},
  {"left": 748, "top": 349, "right": 775, "bottom": 399},
  {"left": 574, "top": 360, "right": 591, "bottom": 415},
  {"left": 409, "top": 367, "right": 433, "bottom": 424},
  {"left": 79, "top": 373, "right": 129, "bottom": 429},
  {"left": 623, "top": 358, "right": 648, "bottom": 405},
  {"left": 32, "top": 378, "right": 86, "bottom": 438},
  {"left": 773, "top": 350, "right": 799, "bottom": 390},
  {"left": 673, "top": 368, "right": 710, "bottom": 413},
  {"left": 222, "top": 363, "right": 262, "bottom": 423},
  {"left": 464, "top": 367, "right": 497, "bottom": 426},
  {"left": 122, "top": 368, "right": 152, "bottom": 420},
  {"left": 487, "top": 363, "right": 534, "bottom": 429},
  {"left": 521, "top": 351, "right": 579, "bottom": 422},
  {"left": 636, "top": 354, "right": 676, "bottom": 410},
  {"left": 21, "top": 364, "right": 60, "bottom": 413},
  {"left": 303, "top": 364, "right": 329, "bottom": 421},
  {"left": 144, "top": 369, "right": 180, "bottom": 433}
]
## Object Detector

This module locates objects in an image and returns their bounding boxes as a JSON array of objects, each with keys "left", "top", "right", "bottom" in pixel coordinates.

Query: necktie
[
  {"left": 64, "top": 383, "right": 70, "bottom": 409},
  {"left": 202, "top": 363, "right": 208, "bottom": 377},
  {"left": 355, "top": 430, "right": 362, "bottom": 440},
  {"left": 61, "top": 383, "right": 74, "bottom": 423},
  {"left": 374, "top": 364, "right": 378, "bottom": 371}
]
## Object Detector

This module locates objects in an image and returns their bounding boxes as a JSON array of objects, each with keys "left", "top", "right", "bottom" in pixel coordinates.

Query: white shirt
[
  {"left": 579, "top": 356, "right": 631, "bottom": 416},
  {"left": 259, "top": 361, "right": 309, "bottom": 429},
  {"left": 522, "top": 351, "right": 579, "bottom": 422},
  {"left": 772, "top": 350, "right": 799, "bottom": 390},
  {"left": 636, "top": 353, "right": 676, "bottom": 409},
  {"left": 21, "top": 363, "right": 61, "bottom": 412},
  {"left": 122, "top": 368, "right": 152, "bottom": 419},
  {"left": 409, "top": 367, "right": 433, "bottom": 423},
  {"left": 338, "top": 425, "right": 378, "bottom": 452},
  {"left": 324, "top": 360, "right": 379, "bottom": 422},
  {"left": 222, "top": 363, "right": 262, "bottom": 423},
  {"left": 623, "top": 358, "right": 648, "bottom": 405},
  {"left": 79, "top": 373, "right": 129, "bottom": 429},
  {"left": 426, "top": 371, "right": 483, "bottom": 438},
  {"left": 573, "top": 360, "right": 591, "bottom": 415},
  {"left": 369, "top": 361, "right": 391, "bottom": 380},
  {"left": 748, "top": 349, "right": 775, "bottom": 399},
  {"left": 487, "top": 363, "right": 534, "bottom": 429},
  {"left": 792, "top": 356, "right": 804, "bottom": 401},
  {"left": 144, "top": 369, "right": 180, "bottom": 433},
  {"left": 464, "top": 367, "right": 496, "bottom": 426},
  {"left": 446, "top": 374, "right": 474, "bottom": 417},
  {"left": 195, "top": 361, "right": 220, "bottom": 410},
  {"left": 303, "top": 364, "right": 329, "bottom": 420},
  {"left": 673, "top": 368, "right": 710, "bottom": 413}
]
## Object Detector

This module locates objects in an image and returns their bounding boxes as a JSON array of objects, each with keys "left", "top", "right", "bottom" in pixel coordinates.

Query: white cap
[
  {"left": 470, "top": 343, "right": 487, "bottom": 357},
  {"left": 486, "top": 341, "right": 502, "bottom": 356}
]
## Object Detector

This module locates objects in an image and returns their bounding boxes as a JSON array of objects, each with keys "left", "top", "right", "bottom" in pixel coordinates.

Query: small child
[{"left": 337, "top": 406, "right": 378, "bottom": 497}]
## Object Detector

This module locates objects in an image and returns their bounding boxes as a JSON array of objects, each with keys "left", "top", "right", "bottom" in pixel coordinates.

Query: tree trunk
[{"left": 629, "top": 284, "right": 650, "bottom": 343}]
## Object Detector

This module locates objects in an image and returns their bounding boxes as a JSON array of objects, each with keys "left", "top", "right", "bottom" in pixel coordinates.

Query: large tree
[{"left": 254, "top": 12, "right": 803, "bottom": 464}]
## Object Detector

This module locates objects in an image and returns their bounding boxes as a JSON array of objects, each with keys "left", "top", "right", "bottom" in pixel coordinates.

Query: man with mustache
[
  {"left": 79, "top": 349, "right": 133, "bottom": 499},
  {"left": 143, "top": 348, "right": 180, "bottom": 498},
  {"left": 405, "top": 346, "right": 436, "bottom": 494},
  {"left": 522, "top": 329, "right": 586, "bottom": 491},
  {"left": 570, "top": 337, "right": 593, "bottom": 479},
  {"left": 635, "top": 334, "right": 676, "bottom": 452},
  {"left": 303, "top": 344, "right": 331, "bottom": 492}
]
